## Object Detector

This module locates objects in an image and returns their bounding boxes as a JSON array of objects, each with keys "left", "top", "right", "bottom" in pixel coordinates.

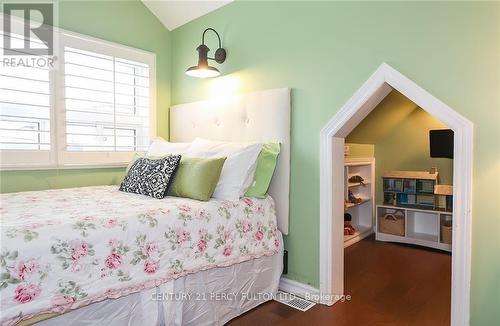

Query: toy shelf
[
  {"left": 344, "top": 158, "right": 375, "bottom": 248},
  {"left": 376, "top": 204, "right": 452, "bottom": 252},
  {"left": 348, "top": 181, "right": 371, "bottom": 188},
  {"left": 382, "top": 170, "right": 452, "bottom": 212},
  {"left": 344, "top": 225, "right": 373, "bottom": 248},
  {"left": 345, "top": 198, "right": 371, "bottom": 209}
]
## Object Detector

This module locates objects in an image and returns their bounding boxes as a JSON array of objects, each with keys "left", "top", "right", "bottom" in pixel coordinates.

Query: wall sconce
[{"left": 186, "top": 28, "right": 226, "bottom": 78}]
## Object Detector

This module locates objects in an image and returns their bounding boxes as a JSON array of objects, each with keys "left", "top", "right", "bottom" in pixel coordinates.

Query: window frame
[{"left": 0, "top": 18, "right": 156, "bottom": 170}]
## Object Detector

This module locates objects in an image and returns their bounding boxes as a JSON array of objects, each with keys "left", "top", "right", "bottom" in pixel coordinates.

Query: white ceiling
[{"left": 142, "top": 0, "right": 233, "bottom": 31}]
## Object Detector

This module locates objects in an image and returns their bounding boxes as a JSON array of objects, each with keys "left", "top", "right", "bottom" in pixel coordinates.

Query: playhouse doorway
[{"left": 319, "top": 64, "right": 472, "bottom": 326}]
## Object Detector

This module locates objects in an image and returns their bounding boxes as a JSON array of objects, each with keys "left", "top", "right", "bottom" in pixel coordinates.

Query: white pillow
[
  {"left": 188, "top": 138, "right": 262, "bottom": 201},
  {"left": 147, "top": 137, "right": 192, "bottom": 156}
]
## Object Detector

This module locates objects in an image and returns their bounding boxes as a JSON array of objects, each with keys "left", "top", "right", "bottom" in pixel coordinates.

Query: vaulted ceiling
[{"left": 142, "top": 0, "right": 233, "bottom": 31}]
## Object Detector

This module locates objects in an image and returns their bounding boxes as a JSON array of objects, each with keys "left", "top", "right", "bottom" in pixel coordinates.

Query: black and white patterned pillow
[{"left": 119, "top": 155, "right": 181, "bottom": 199}]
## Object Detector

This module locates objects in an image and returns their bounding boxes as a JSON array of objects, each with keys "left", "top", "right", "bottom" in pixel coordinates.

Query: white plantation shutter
[
  {"left": 0, "top": 62, "right": 51, "bottom": 150},
  {"left": 58, "top": 33, "right": 155, "bottom": 166},
  {"left": 63, "top": 47, "right": 151, "bottom": 152},
  {"left": 0, "top": 24, "right": 155, "bottom": 169},
  {"left": 0, "top": 31, "right": 53, "bottom": 167}
]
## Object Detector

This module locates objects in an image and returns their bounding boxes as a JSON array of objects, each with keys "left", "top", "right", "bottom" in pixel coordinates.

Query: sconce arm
[
  {"left": 202, "top": 28, "right": 222, "bottom": 49},
  {"left": 201, "top": 28, "right": 226, "bottom": 64}
]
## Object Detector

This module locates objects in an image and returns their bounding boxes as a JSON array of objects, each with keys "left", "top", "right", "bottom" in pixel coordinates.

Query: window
[
  {"left": 0, "top": 25, "right": 156, "bottom": 169},
  {"left": 0, "top": 60, "right": 51, "bottom": 151},
  {"left": 63, "top": 47, "right": 150, "bottom": 152}
]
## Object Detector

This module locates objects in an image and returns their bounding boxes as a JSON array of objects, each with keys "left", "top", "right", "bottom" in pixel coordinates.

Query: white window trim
[{"left": 0, "top": 15, "right": 157, "bottom": 170}]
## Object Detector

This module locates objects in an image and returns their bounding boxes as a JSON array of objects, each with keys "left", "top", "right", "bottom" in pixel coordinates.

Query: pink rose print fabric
[
  {"left": 14, "top": 284, "right": 41, "bottom": 304},
  {"left": 1, "top": 186, "right": 281, "bottom": 325},
  {"left": 104, "top": 253, "right": 122, "bottom": 270}
]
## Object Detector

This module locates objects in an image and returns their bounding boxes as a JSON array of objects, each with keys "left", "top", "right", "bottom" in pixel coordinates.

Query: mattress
[{"left": 0, "top": 186, "right": 281, "bottom": 325}]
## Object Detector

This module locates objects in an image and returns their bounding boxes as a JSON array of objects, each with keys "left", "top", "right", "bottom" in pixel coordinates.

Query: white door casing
[{"left": 319, "top": 63, "right": 473, "bottom": 326}]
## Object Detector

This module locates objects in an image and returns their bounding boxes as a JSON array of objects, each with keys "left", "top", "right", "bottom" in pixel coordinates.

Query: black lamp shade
[{"left": 185, "top": 44, "right": 220, "bottom": 78}]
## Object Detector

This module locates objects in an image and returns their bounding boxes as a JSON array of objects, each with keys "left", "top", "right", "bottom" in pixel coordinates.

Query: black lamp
[{"left": 186, "top": 28, "right": 226, "bottom": 78}]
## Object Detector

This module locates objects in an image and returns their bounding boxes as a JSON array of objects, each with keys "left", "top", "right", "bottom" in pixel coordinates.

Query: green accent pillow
[
  {"left": 244, "top": 142, "right": 280, "bottom": 198},
  {"left": 167, "top": 156, "right": 226, "bottom": 201}
]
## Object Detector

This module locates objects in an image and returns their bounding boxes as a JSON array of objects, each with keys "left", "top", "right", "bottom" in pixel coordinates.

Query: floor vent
[{"left": 274, "top": 291, "right": 316, "bottom": 312}]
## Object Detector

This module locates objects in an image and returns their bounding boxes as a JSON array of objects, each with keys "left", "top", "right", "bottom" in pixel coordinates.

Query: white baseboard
[{"left": 278, "top": 277, "right": 320, "bottom": 302}]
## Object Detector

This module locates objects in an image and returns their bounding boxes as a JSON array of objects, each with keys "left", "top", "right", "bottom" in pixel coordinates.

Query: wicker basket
[
  {"left": 379, "top": 213, "right": 405, "bottom": 236},
  {"left": 441, "top": 224, "right": 452, "bottom": 244}
]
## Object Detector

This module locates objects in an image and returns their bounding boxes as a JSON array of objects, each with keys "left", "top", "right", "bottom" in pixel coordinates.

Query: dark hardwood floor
[{"left": 229, "top": 236, "right": 451, "bottom": 325}]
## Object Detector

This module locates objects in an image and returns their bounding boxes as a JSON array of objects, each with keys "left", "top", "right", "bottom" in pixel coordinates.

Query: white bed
[{"left": 0, "top": 88, "right": 291, "bottom": 325}]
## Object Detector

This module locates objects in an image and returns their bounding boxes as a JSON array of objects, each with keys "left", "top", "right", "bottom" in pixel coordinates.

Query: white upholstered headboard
[{"left": 170, "top": 88, "right": 290, "bottom": 234}]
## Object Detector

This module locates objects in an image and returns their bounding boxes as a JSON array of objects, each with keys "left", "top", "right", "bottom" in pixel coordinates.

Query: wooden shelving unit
[
  {"left": 348, "top": 181, "right": 371, "bottom": 188},
  {"left": 376, "top": 204, "right": 452, "bottom": 252},
  {"left": 345, "top": 198, "right": 371, "bottom": 209},
  {"left": 344, "top": 158, "right": 375, "bottom": 248},
  {"left": 382, "top": 170, "right": 452, "bottom": 212}
]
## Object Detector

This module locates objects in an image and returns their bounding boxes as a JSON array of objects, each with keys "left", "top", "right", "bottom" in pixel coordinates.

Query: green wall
[
  {"left": 0, "top": 0, "right": 171, "bottom": 193},
  {"left": 170, "top": 2, "right": 500, "bottom": 324},
  {"left": 347, "top": 91, "right": 454, "bottom": 205}
]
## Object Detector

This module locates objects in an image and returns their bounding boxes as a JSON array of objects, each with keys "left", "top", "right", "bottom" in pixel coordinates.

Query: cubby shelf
[
  {"left": 376, "top": 204, "right": 452, "bottom": 252},
  {"left": 345, "top": 198, "right": 371, "bottom": 209},
  {"left": 348, "top": 181, "right": 371, "bottom": 188},
  {"left": 344, "top": 225, "right": 373, "bottom": 248},
  {"left": 407, "top": 230, "right": 439, "bottom": 242},
  {"left": 382, "top": 170, "right": 452, "bottom": 211},
  {"left": 344, "top": 158, "right": 375, "bottom": 248}
]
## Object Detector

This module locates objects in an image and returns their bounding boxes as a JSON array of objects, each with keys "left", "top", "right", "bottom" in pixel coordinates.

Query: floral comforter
[{"left": 0, "top": 186, "right": 281, "bottom": 325}]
